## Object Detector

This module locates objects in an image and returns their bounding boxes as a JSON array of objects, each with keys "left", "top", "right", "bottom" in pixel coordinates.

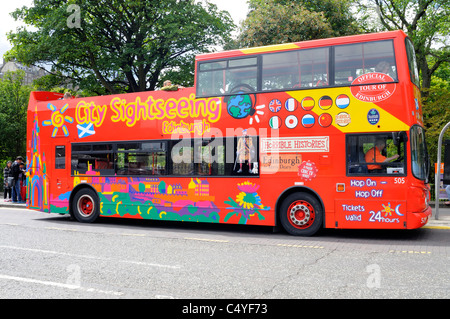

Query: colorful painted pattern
[
  {"left": 28, "top": 109, "right": 49, "bottom": 212},
  {"left": 30, "top": 108, "right": 270, "bottom": 225},
  {"left": 224, "top": 181, "right": 270, "bottom": 224}
]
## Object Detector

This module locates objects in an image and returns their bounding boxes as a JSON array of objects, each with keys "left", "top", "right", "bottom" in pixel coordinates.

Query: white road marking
[
  {"left": 0, "top": 245, "right": 181, "bottom": 269},
  {"left": 184, "top": 237, "right": 229, "bottom": 243},
  {"left": 0, "top": 274, "right": 123, "bottom": 296}
]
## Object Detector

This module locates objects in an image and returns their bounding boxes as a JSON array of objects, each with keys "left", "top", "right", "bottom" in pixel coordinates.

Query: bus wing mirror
[{"left": 392, "top": 131, "right": 407, "bottom": 145}]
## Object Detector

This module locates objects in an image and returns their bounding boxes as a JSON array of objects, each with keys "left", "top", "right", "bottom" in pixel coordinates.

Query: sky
[
  {"left": 0, "top": 0, "right": 33, "bottom": 62},
  {"left": 208, "top": 0, "right": 249, "bottom": 28},
  {"left": 0, "top": 0, "right": 249, "bottom": 62}
]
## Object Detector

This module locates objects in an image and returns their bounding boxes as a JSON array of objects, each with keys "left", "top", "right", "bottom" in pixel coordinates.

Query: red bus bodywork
[{"left": 26, "top": 30, "right": 431, "bottom": 235}]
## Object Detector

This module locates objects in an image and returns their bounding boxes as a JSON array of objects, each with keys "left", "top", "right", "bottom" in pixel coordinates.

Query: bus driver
[{"left": 365, "top": 138, "right": 399, "bottom": 171}]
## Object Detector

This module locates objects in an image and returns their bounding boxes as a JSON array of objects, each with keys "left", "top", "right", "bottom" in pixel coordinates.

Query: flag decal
[{"left": 77, "top": 122, "right": 96, "bottom": 138}]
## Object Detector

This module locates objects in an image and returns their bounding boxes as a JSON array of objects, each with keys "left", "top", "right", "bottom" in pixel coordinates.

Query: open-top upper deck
[{"left": 196, "top": 30, "right": 409, "bottom": 61}]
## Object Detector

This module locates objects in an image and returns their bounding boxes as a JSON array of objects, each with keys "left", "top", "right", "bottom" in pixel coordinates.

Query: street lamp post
[{"left": 435, "top": 121, "right": 450, "bottom": 220}]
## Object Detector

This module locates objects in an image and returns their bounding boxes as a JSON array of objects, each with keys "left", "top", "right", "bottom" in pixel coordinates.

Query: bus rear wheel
[
  {"left": 72, "top": 188, "right": 100, "bottom": 223},
  {"left": 280, "top": 193, "right": 323, "bottom": 236}
]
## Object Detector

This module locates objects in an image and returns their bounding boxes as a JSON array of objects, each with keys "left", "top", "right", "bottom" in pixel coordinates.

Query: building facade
[{"left": 0, "top": 60, "right": 46, "bottom": 85}]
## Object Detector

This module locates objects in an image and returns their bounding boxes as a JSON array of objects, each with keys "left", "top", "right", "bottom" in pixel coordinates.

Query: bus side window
[
  {"left": 170, "top": 139, "right": 194, "bottom": 176},
  {"left": 347, "top": 133, "right": 406, "bottom": 176},
  {"left": 347, "top": 136, "right": 368, "bottom": 174},
  {"left": 196, "top": 138, "right": 226, "bottom": 176},
  {"left": 232, "top": 135, "right": 258, "bottom": 176},
  {"left": 55, "top": 145, "right": 65, "bottom": 169}
]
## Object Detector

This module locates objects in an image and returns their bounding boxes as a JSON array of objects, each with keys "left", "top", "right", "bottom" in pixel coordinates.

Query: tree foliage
[
  {"left": 355, "top": 0, "right": 450, "bottom": 92},
  {"left": 235, "top": 0, "right": 360, "bottom": 48},
  {"left": 6, "top": 0, "right": 234, "bottom": 94},
  {"left": 422, "top": 62, "right": 450, "bottom": 165},
  {"left": 355, "top": 0, "right": 449, "bottom": 173},
  {"left": 0, "top": 71, "right": 31, "bottom": 162}
]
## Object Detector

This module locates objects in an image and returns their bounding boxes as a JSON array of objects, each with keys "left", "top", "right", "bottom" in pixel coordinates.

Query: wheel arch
[{"left": 275, "top": 186, "right": 325, "bottom": 227}]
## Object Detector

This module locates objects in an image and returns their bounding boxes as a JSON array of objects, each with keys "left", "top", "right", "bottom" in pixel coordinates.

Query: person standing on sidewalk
[
  {"left": 11, "top": 156, "right": 25, "bottom": 203},
  {"left": 19, "top": 162, "right": 26, "bottom": 201},
  {"left": 3, "top": 160, "right": 12, "bottom": 202},
  {"left": 445, "top": 185, "right": 450, "bottom": 206}
]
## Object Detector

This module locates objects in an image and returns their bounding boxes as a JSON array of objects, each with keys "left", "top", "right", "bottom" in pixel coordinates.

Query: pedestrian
[
  {"left": 19, "top": 162, "right": 26, "bottom": 202},
  {"left": 3, "top": 160, "right": 13, "bottom": 202},
  {"left": 445, "top": 185, "right": 450, "bottom": 206},
  {"left": 11, "top": 156, "right": 25, "bottom": 203}
]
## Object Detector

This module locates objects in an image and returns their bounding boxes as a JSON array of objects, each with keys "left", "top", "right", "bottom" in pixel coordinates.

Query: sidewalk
[
  {"left": 426, "top": 202, "right": 450, "bottom": 228},
  {"left": 0, "top": 198, "right": 27, "bottom": 209},
  {"left": 0, "top": 196, "right": 448, "bottom": 229},
  {"left": 0, "top": 191, "right": 27, "bottom": 208}
]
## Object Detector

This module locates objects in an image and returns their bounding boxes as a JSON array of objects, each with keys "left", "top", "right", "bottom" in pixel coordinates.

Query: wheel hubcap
[
  {"left": 288, "top": 200, "right": 315, "bottom": 229},
  {"left": 77, "top": 195, "right": 94, "bottom": 218}
]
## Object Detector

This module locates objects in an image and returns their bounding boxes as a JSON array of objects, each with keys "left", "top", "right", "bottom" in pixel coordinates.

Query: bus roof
[{"left": 196, "top": 30, "right": 408, "bottom": 62}]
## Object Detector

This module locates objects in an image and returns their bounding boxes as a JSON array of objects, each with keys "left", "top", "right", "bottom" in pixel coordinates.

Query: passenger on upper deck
[{"left": 375, "top": 61, "right": 391, "bottom": 74}]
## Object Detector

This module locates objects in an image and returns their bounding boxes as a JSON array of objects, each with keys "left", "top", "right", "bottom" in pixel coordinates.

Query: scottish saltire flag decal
[
  {"left": 336, "top": 94, "right": 350, "bottom": 109},
  {"left": 77, "top": 122, "right": 96, "bottom": 138}
]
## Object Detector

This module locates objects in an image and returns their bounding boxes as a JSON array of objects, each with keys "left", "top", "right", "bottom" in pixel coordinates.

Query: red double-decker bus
[{"left": 26, "top": 30, "right": 431, "bottom": 236}]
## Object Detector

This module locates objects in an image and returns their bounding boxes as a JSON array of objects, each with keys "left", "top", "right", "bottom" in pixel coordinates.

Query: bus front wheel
[
  {"left": 71, "top": 188, "right": 100, "bottom": 223},
  {"left": 280, "top": 193, "right": 323, "bottom": 236}
]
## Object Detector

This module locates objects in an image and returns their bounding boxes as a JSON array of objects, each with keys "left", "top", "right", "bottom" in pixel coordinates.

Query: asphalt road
[{"left": 0, "top": 206, "right": 448, "bottom": 301}]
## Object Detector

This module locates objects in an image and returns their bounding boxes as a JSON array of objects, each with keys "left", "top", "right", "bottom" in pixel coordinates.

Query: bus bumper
[{"left": 407, "top": 206, "right": 432, "bottom": 229}]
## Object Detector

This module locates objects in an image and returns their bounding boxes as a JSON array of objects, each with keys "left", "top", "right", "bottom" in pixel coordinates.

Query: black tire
[
  {"left": 279, "top": 192, "right": 323, "bottom": 236},
  {"left": 71, "top": 188, "right": 100, "bottom": 223}
]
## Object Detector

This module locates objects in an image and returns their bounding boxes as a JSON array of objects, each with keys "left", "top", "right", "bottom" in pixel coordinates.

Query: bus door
[{"left": 338, "top": 132, "right": 409, "bottom": 229}]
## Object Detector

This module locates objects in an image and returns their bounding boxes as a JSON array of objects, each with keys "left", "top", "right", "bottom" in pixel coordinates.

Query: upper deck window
[
  {"left": 262, "top": 47, "right": 329, "bottom": 90},
  {"left": 197, "top": 57, "right": 258, "bottom": 97},
  {"left": 196, "top": 39, "right": 398, "bottom": 97},
  {"left": 334, "top": 40, "right": 397, "bottom": 85},
  {"left": 405, "top": 38, "right": 420, "bottom": 87}
]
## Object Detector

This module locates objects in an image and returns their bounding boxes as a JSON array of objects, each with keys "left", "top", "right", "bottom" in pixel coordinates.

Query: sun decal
[
  {"left": 381, "top": 202, "right": 393, "bottom": 217},
  {"left": 249, "top": 104, "right": 266, "bottom": 125},
  {"left": 42, "top": 103, "right": 74, "bottom": 138}
]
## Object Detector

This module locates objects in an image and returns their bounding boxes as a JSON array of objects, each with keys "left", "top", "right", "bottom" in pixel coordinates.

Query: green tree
[
  {"left": 422, "top": 62, "right": 450, "bottom": 165},
  {"left": 235, "top": 0, "right": 360, "bottom": 48},
  {"left": 353, "top": 0, "right": 449, "bottom": 179},
  {"left": 6, "top": 0, "right": 234, "bottom": 94},
  {"left": 355, "top": 0, "right": 450, "bottom": 92},
  {"left": 0, "top": 71, "right": 32, "bottom": 161}
]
